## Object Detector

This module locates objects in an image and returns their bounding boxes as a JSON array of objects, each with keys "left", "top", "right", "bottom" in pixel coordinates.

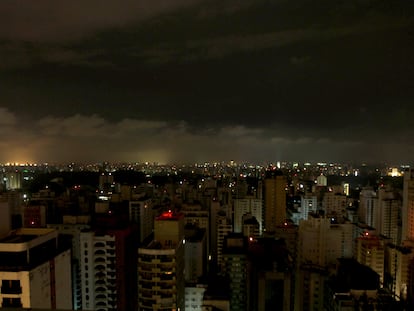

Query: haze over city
[{"left": 1, "top": 0, "right": 413, "bottom": 164}]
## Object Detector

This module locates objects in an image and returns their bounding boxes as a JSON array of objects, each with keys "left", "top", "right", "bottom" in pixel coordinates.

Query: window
[
  {"left": 1, "top": 280, "right": 22, "bottom": 294},
  {"left": 2, "top": 298, "right": 22, "bottom": 308}
]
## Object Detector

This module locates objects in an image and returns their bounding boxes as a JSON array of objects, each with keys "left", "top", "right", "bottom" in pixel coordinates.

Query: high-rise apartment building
[
  {"left": 248, "top": 237, "right": 292, "bottom": 311},
  {"left": 0, "top": 228, "right": 72, "bottom": 309},
  {"left": 99, "top": 172, "right": 114, "bottom": 193},
  {"left": 48, "top": 215, "right": 91, "bottom": 310},
  {"left": 325, "top": 258, "right": 383, "bottom": 311},
  {"left": 23, "top": 205, "right": 46, "bottom": 228},
  {"left": 80, "top": 222, "right": 138, "bottom": 311},
  {"left": 222, "top": 233, "right": 248, "bottom": 311},
  {"left": 217, "top": 214, "right": 233, "bottom": 269},
  {"left": 209, "top": 200, "right": 222, "bottom": 262},
  {"left": 356, "top": 234, "right": 385, "bottom": 285},
  {"left": 241, "top": 214, "right": 260, "bottom": 239},
  {"left": 295, "top": 217, "right": 353, "bottom": 311},
  {"left": 275, "top": 223, "right": 298, "bottom": 262},
  {"left": 322, "top": 191, "right": 347, "bottom": 218},
  {"left": 4, "top": 171, "right": 22, "bottom": 190},
  {"left": 297, "top": 218, "right": 353, "bottom": 267},
  {"left": 233, "top": 197, "right": 263, "bottom": 234},
  {"left": 185, "top": 284, "right": 207, "bottom": 311},
  {"left": 295, "top": 264, "right": 326, "bottom": 311},
  {"left": 296, "top": 195, "right": 317, "bottom": 223},
  {"left": 264, "top": 170, "right": 287, "bottom": 233},
  {"left": 137, "top": 211, "right": 185, "bottom": 311},
  {"left": 385, "top": 243, "right": 414, "bottom": 301},
  {"left": 0, "top": 191, "right": 23, "bottom": 230},
  {"left": 184, "top": 225, "right": 207, "bottom": 282},
  {"left": 129, "top": 198, "right": 154, "bottom": 243},
  {"left": 402, "top": 169, "right": 414, "bottom": 242},
  {"left": 316, "top": 174, "right": 327, "bottom": 187},
  {"left": 359, "top": 187, "right": 378, "bottom": 228},
  {"left": 0, "top": 199, "right": 11, "bottom": 238},
  {"left": 377, "top": 186, "right": 401, "bottom": 244},
  {"left": 182, "top": 203, "right": 210, "bottom": 256}
]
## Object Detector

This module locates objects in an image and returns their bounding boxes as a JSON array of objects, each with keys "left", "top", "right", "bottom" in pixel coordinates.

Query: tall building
[
  {"left": 184, "top": 225, "right": 207, "bottom": 283},
  {"left": 202, "top": 275, "right": 230, "bottom": 311},
  {"left": 217, "top": 214, "right": 233, "bottom": 269},
  {"left": 0, "top": 199, "right": 11, "bottom": 238},
  {"left": 325, "top": 258, "right": 382, "bottom": 311},
  {"left": 233, "top": 197, "right": 263, "bottom": 234},
  {"left": 137, "top": 211, "right": 185, "bottom": 311},
  {"left": 264, "top": 170, "right": 287, "bottom": 233},
  {"left": 4, "top": 171, "right": 22, "bottom": 190},
  {"left": 385, "top": 243, "right": 414, "bottom": 301},
  {"left": 48, "top": 215, "right": 91, "bottom": 310},
  {"left": 80, "top": 221, "right": 138, "bottom": 311},
  {"left": 209, "top": 200, "right": 222, "bottom": 263},
  {"left": 322, "top": 191, "right": 347, "bottom": 219},
  {"left": 99, "top": 172, "right": 114, "bottom": 193},
  {"left": 241, "top": 214, "right": 260, "bottom": 240},
  {"left": 185, "top": 284, "right": 207, "bottom": 311},
  {"left": 275, "top": 223, "right": 298, "bottom": 263},
  {"left": 0, "top": 228, "right": 72, "bottom": 309},
  {"left": 356, "top": 234, "right": 385, "bottom": 286},
  {"left": 182, "top": 203, "right": 210, "bottom": 256},
  {"left": 248, "top": 237, "right": 292, "bottom": 311},
  {"left": 316, "top": 174, "right": 327, "bottom": 187},
  {"left": 298, "top": 195, "right": 317, "bottom": 222},
  {"left": 23, "top": 205, "right": 46, "bottom": 228},
  {"left": 402, "top": 169, "right": 414, "bottom": 242},
  {"left": 129, "top": 198, "right": 154, "bottom": 243},
  {"left": 0, "top": 191, "right": 24, "bottom": 230},
  {"left": 30, "top": 188, "right": 62, "bottom": 225},
  {"left": 295, "top": 217, "right": 353, "bottom": 311},
  {"left": 358, "top": 187, "right": 378, "bottom": 228},
  {"left": 297, "top": 218, "right": 353, "bottom": 268},
  {"left": 295, "top": 264, "right": 327, "bottom": 311},
  {"left": 377, "top": 186, "right": 401, "bottom": 244},
  {"left": 222, "top": 233, "right": 248, "bottom": 311}
]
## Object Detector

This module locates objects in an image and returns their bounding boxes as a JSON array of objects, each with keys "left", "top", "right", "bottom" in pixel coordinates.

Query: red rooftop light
[{"left": 160, "top": 210, "right": 173, "bottom": 219}]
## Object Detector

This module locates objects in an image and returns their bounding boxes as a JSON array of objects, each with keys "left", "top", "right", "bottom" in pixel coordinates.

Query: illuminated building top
[{"left": 156, "top": 210, "right": 184, "bottom": 221}]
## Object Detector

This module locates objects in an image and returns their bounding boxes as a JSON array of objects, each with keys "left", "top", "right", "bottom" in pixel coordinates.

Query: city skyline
[{"left": 1, "top": 0, "right": 413, "bottom": 164}]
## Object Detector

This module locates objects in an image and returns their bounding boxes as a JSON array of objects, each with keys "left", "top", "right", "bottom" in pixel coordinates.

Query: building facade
[{"left": 0, "top": 228, "right": 72, "bottom": 309}]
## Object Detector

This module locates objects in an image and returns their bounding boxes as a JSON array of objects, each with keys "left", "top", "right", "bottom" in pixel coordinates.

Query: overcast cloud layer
[
  {"left": 0, "top": 0, "right": 413, "bottom": 164},
  {"left": 0, "top": 0, "right": 208, "bottom": 41},
  {"left": 2, "top": 107, "right": 414, "bottom": 164}
]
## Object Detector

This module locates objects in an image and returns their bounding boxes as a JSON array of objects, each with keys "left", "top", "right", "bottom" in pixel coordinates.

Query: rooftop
[
  {"left": 156, "top": 210, "right": 184, "bottom": 221},
  {"left": 0, "top": 228, "right": 56, "bottom": 243},
  {"left": 0, "top": 228, "right": 58, "bottom": 253}
]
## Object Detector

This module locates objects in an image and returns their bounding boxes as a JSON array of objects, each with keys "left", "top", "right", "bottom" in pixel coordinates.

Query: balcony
[
  {"left": 1, "top": 281, "right": 22, "bottom": 295},
  {"left": 94, "top": 242, "right": 106, "bottom": 248},
  {"left": 94, "top": 257, "right": 106, "bottom": 264},
  {"left": 1, "top": 286, "right": 22, "bottom": 295},
  {"left": 2, "top": 298, "right": 22, "bottom": 308}
]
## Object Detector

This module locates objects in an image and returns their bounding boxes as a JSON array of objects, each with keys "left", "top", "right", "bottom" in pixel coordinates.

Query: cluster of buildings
[{"left": 0, "top": 164, "right": 413, "bottom": 310}]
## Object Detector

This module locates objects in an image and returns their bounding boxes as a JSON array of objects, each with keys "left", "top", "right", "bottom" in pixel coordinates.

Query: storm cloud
[{"left": 0, "top": 0, "right": 413, "bottom": 164}]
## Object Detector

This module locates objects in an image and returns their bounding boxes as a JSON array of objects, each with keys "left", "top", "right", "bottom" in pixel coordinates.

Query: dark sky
[{"left": 1, "top": 0, "right": 414, "bottom": 164}]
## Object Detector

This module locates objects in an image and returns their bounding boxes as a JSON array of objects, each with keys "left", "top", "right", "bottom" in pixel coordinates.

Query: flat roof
[
  {"left": 0, "top": 228, "right": 58, "bottom": 253},
  {"left": 156, "top": 210, "right": 184, "bottom": 221},
  {"left": 0, "top": 234, "right": 38, "bottom": 243}
]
